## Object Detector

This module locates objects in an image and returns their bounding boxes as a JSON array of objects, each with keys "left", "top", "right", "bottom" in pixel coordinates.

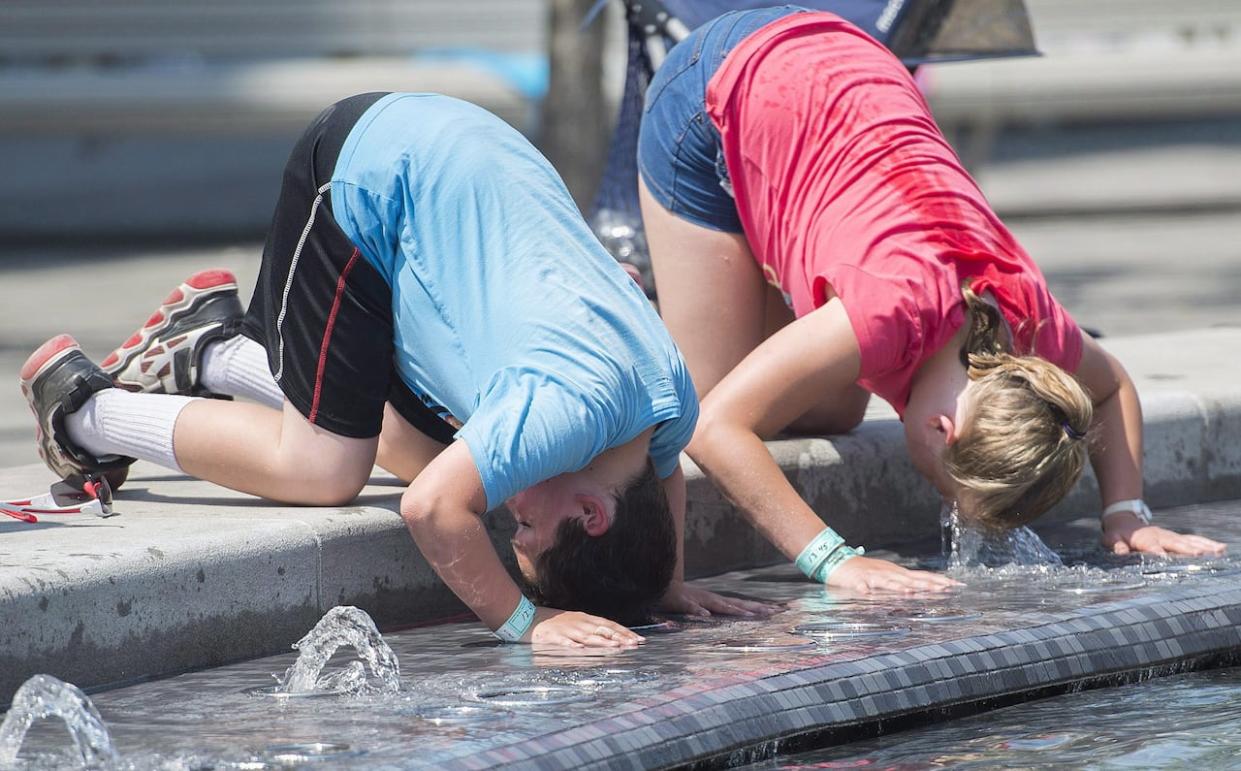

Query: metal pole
[{"left": 541, "top": 0, "right": 609, "bottom": 211}]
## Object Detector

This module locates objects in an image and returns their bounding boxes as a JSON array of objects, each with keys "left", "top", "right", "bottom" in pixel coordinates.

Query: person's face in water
[
  {"left": 506, "top": 470, "right": 615, "bottom": 583},
  {"left": 904, "top": 380, "right": 976, "bottom": 508}
]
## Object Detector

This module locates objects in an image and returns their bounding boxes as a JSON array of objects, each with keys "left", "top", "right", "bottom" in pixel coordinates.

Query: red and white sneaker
[
  {"left": 19, "top": 335, "right": 133, "bottom": 490},
  {"left": 101, "top": 269, "right": 244, "bottom": 397}
]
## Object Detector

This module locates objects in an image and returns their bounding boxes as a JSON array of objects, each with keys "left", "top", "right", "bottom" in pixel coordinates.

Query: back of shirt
[
  {"left": 329, "top": 94, "right": 696, "bottom": 509},
  {"left": 706, "top": 13, "right": 1081, "bottom": 415}
]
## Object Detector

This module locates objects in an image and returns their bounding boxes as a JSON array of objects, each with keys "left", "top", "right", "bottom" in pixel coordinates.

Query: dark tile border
[{"left": 448, "top": 582, "right": 1241, "bottom": 770}]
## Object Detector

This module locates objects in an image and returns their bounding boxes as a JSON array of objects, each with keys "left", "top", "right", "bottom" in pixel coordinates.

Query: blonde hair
[{"left": 942, "top": 283, "right": 1093, "bottom": 529}]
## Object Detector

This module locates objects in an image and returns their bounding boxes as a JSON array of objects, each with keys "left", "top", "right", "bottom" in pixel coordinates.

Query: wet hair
[
  {"left": 942, "top": 283, "right": 1093, "bottom": 529},
  {"left": 528, "top": 459, "right": 675, "bottom": 625}
]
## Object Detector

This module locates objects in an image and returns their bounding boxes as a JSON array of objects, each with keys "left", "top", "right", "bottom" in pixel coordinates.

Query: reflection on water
[
  {"left": 792, "top": 621, "right": 911, "bottom": 640},
  {"left": 890, "top": 607, "right": 983, "bottom": 623},
  {"left": 745, "top": 666, "right": 1241, "bottom": 770},
  {"left": 711, "top": 636, "right": 820, "bottom": 653},
  {"left": 469, "top": 685, "right": 594, "bottom": 707}
]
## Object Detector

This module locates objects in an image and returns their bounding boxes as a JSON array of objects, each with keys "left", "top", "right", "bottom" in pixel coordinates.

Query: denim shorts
[{"left": 637, "top": 6, "right": 806, "bottom": 233}]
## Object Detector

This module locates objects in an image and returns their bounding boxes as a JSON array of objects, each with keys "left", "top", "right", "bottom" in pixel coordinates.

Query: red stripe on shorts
[{"left": 309, "top": 248, "right": 361, "bottom": 424}]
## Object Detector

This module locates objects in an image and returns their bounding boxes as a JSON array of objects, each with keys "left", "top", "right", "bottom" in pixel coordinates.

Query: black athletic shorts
[{"left": 239, "top": 92, "right": 457, "bottom": 443}]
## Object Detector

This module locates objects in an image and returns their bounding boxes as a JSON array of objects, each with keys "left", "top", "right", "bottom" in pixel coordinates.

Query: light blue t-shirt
[{"left": 330, "top": 94, "right": 698, "bottom": 510}]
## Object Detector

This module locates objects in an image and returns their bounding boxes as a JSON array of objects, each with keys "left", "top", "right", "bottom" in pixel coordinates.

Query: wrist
[
  {"left": 795, "top": 527, "right": 865, "bottom": 583},
  {"left": 1102, "top": 499, "right": 1152, "bottom": 527},
  {"left": 492, "top": 595, "right": 537, "bottom": 642}
]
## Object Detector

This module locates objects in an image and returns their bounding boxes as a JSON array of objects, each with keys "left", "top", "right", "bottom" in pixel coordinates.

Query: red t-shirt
[{"left": 706, "top": 13, "right": 1082, "bottom": 416}]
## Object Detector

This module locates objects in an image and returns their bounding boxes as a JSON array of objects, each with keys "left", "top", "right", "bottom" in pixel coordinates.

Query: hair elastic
[
  {"left": 493, "top": 596, "right": 537, "bottom": 643},
  {"left": 1061, "top": 421, "right": 1085, "bottom": 441}
]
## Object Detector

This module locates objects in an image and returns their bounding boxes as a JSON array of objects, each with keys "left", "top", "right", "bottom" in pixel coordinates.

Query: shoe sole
[
  {"left": 19, "top": 334, "right": 83, "bottom": 475},
  {"left": 21, "top": 335, "right": 134, "bottom": 493},
  {"left": 19, "top": 334, "right": 81, "bottom": 395},
  {"left": 101, "top": 269, "right": 238, "bottom": 390}
]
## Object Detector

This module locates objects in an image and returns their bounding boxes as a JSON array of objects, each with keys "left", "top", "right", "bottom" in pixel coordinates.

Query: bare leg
[
  {"left": 643, "top": 173, "right": 869, "bottom": 435},
  {"left": 174, "top": 399, "right": 377, "bottom": 505},
  {"left": 375, "top": 403, "right": 449, "bottom": 484},
  {"left": 640, "top": 177, "right": 766, "bottom": 399}
]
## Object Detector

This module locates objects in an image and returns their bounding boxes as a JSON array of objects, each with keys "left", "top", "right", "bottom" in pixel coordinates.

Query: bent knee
[
  {"left": 788, "top": 411, "right": 865, "bottom": 437},
  {"left": 788, "top": 392, "right": 869, "bottom": 437},
  {"left": 272, "top": 437, "right": 375, "bottom": 505},
  {"left": 295, "top": 473, "right": 368, "bottom": 507}
]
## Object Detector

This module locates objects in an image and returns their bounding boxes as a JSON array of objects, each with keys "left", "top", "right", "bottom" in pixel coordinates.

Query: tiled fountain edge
[{"left": 455, "top": 583, "right": 1241, "bottom": 770}]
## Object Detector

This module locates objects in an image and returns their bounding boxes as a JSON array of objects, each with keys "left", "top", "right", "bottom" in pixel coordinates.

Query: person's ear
[
  {"left": 929, "top": 414, "right": 959, "bottom": 446},
  {"left": 575, "top": 494, "right": 613, "bottom": 537}
]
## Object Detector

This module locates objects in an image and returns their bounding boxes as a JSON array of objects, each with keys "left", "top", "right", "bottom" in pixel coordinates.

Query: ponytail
[{"left": 944, "top": 282, "right": 1093, "bottom": 528}]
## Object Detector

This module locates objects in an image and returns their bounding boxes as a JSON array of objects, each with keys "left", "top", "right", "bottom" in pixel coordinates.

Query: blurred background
[{"left": 0, "top": 0, "right": 1239, "bottom": 466}]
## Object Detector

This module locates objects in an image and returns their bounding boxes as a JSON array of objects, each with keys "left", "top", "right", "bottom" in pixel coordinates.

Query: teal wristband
[
  {"left": 811, "top": 543, "right": 865, "bottom": 583},
  {"left": 493, "top": 596, "right": 536, "bottom": 642},
  {"left": 794, "top": 527, "right": 845, "bottom": 579}
]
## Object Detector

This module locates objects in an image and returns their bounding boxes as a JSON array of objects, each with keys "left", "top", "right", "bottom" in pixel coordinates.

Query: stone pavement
[{"left": 1, "top": 327, "right": 1238, "bottom": 705}]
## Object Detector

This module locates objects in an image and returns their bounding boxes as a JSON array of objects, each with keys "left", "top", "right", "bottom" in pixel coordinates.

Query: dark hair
[{"left": 528, "top": 459, "right": 676, "bottom": 625}]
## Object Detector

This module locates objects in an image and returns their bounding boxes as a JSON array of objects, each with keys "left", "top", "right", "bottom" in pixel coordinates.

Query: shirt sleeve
[
  {"left": 1031, "top": 287, "right": 1084, "bottom": 373},
  {"left": 826, "top": 263, "right": 923, "bottom": 382},
  {"left": 647, "top": 363, "right": 699, "bottom": 479},
  {"left": 457, "top": 369, "right": 610, "bottom": 511}
]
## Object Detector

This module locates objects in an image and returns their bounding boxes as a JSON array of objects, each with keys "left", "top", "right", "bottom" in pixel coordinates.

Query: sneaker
[
  {"left": 20, "top": 334, "right": 134, "bottom": 491},
  {"left": 101, "top": 269, "right": 244, "bottom": 397}
]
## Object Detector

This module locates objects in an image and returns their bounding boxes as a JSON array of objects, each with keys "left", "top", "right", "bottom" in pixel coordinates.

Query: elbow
[
  {"left": 399, "top": 486, "right": 438, "bottom": 531},
  {"left": 689, "top": 406, "right": 746, "bottom": 460}
]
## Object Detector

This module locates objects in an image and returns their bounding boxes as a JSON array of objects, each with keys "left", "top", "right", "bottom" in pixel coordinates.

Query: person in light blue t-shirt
[{"left": 23, "top": 93, "right": 770, "bottom": 648}]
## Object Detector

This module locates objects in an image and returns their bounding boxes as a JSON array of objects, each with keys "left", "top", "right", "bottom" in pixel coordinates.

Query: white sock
[
  {"left": 66, "top": 390, "right": 193, "bottom": 472},
  {"left": 200, "top": 335, "right": 284, "bottom": 409}
]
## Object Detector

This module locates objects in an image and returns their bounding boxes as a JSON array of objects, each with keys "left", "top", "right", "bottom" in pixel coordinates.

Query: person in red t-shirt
[{"left": 636, "top": 7, "right": 1224, "bottom": 591}]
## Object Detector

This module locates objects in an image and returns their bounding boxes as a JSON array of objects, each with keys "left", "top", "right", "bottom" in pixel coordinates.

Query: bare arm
[
  {"left": 656, "top": 464, "right": 772, "bottom": 615},
  {"left": 664, "top": 465, "right": 687, "bottom": 584},
  {"left": 1074, "top": 334, "right": 1143, "bottom": 508},
  {"left": 690, "top": 300, "right": 956, "bottom": 591},
  {"left": 1075, "top": 335, "right": 1223, "bottom": 556},
  {"left": 401, "top": 440, "right": 645, "bottom": 646}
]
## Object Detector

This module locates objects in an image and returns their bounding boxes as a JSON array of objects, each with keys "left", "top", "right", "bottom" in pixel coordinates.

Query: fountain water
[
  {"left": 4, "top": 503, "right": 1237, "bottom": 770},
  {"left": 944, "top": 501, "right": 1063, "bottom": 570},
  {"left": 0, "top": 674, "right": 120, "bottom": 768},
  {"left": 273, "top": 606, "right": 401, "bottom": 696}
]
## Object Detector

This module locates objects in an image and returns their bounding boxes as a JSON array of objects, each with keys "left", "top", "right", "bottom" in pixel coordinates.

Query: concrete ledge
[
  {"left": 925, "top": 46, "right": 1241, "bottom": 127},
  {"left": 2, "top": 328, "right": 1239, "bottom": 704}
]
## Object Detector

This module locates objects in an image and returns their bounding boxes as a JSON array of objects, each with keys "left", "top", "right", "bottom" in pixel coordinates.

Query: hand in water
[
  {"left": 829, "top": 555, "right": 962, "bottom": 593},
  {"left": 528, "top": 608, "right": 644, "bottom": 649},
  {"left": 657, "top": 581, "right": 776, "bottom": 618},
  {"left": 1102, "top": 516, "right": 1226, "bottom": 557}
]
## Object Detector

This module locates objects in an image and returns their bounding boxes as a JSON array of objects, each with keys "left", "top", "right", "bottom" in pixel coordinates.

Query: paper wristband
[
  {"left": 812, "top": 544, "right": 865, "bottom": 584},
  {"left": 1102, "top": 499, "right": 1153, "bottom": 524},
  {"left": 794, "top": 528, "right": 846, "bottom": 579},
  {"left": 494, "top": 596, "right": 537, "bottom": 642}
]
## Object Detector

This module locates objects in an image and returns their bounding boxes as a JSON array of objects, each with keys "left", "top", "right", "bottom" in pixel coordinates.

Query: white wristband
[{"left": 1102, "top": 499, "right": 1153, "bottom": 525}]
